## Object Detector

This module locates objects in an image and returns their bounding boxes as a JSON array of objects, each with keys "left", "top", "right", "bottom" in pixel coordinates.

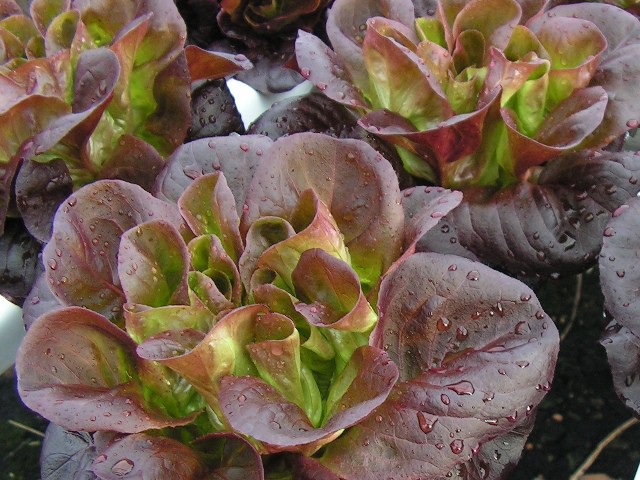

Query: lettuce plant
[
  {"left": 295, "top": 0, "right": 640, "bottom": 276},
  {"left": 0, "top": 0, "right": 250, "bottom": 240},
  {"left": 178, "top": 0, "right": 331, "bottom": 93},
  {"left": 16, "top": 132, "right": 558, "bottom": 479}
]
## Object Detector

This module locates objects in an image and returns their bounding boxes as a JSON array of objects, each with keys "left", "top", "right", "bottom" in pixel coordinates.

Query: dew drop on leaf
[
  {"left": 450, "top": 439, "right": 464, "bottom": 454},
  {"left": 111, "top": 459, "right": 134, "bottom": 476}
]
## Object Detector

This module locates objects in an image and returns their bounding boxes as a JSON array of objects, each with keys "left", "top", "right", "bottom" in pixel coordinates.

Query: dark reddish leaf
[
  {"left": 418, "top": 151, "right": 640, "bottom": 277},
  {"left": 321, "top": 252, "right": 558, "bottom": 478},
  {"left": 188, "top": 79, "right": 245, "bottom": 141},
  {"left": 40, "top": 423, "right": 98, "bottom": 480},
  {"left": 23, "top": 271, "right": 63, "bottom": 329},
  {"left": 0, "top": 218, "right": 42, "bottom": 305},
  {"left": 185, "top": 45, "right": 252, "bottom": 82},
  {"left": 93, "top": 433, "right": 206, "bottom": 480},
  {"left": 154, "top": 134, "right": 273, "bottom": 209},
  {"left": 193, "top": 432, "right": 264, "bottom": 480},
  {"left": 247, "top": 92, "right": 358, "bottom": 139},
  {"left": 599, "top": 196, "right": 640, "bottom": 415},
  {"left": 97, "top": 134, "right": 165, "bottom": 193},
  {"left": 15, "top": 159, "right": 73, "bottom": 242}
]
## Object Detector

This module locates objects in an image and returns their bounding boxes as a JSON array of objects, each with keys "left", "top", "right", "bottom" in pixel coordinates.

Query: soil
[{"left": 1, "top": 268, "right": 638, "bottom": 480}]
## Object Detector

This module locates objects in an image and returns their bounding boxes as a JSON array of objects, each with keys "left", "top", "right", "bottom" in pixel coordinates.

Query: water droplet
[
  {"left": 440, "top": 394, "right": 450, "bottom": 405},
  {"left": 436, "top": 317, "right": 450, "bottom": 332},
  {"left": 456, "top": 326, "right": 468, "bottom": 341},
  {"left": 238, "top": 394, "right": 247, "bottom": 403},
  {"left": 484, "top": 418, "right": 499, "bottom": 426},
  {"left": 483, "top": 391, "right": 495, "bottom": 402},
  {"left": 417, "top": 412, "right": 438, "bottom": 434},
  {"left": 50, "top": 366, "right": 57, "bottom": 373},
  {"left": 111, "top": 459, "right": 134, "bottom": 476},
  {"left": 375, "top": 415, "right": 383, "bottom": 423},
  {"left": 95, "top": 454, "right": 107, "bottom": 464},
  {"left": 123, "top": 411, "right": 131, "bottom": 417},
  {"left": 616, "top": 270, "right": 626, "bottom": 278},
  {"left": 613, "top": 204, "right": 629, "bottom": 217},
  {"left": 435, "top": 442, "right": 445, "bottom": 450},
  {"left": 498, "top": 368, "right": 506, "bottom": 375},
  {"left": 520, "top": 293, "right": 531, "bottom": 302},
  {"left": 447, "top": 380, "right": 475, "bottom": 396},
  {"left": 466, "top": 271, "right": 479, "bottom": 281},
  {"left": 300, "top": 67, "right": 311, "bottom": 78},
  {"left": 506, "top": 411, "right": 518, "bottom": 423},
  {"left": 627, "top": 119, "right": 639, "bottom": 128},
  {"left": 535, "top": 311, "right": 545, "bottom": 320},
  {"left": 603, "top": 227, "right": 616, "bottom": 237},
  {"left": 48, "top": 259, "right": 58, "bottom": 270},
  {"left": 431, "top": 211, "right": 444, "bottom": 219},
  {"left": 316, "top": 82, "right": 328, "bottom": 91},
  {"left": 516, "top": 361, "right": 530, "bottom": 368},
  {"left": 450, "top": 439, "right": 464, "bottom": 454},
  {"left": 448, "top": 264, "right": 457, "bottom": 271}
]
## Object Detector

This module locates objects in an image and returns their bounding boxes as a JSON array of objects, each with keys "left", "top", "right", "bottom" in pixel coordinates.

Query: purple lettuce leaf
[
  {"left": 96, "top": 134, "right": 165, "bottom": 193},
  {"left": 293, "top": 30, "right": 368, "bottom": 109},
  {"left": 320, "top": 252, "right": 559, "bottom": 478},
  {"left": 15, "top": 159, "right": 73, "bottom": 243},
  {"left": 418, "top": 150, "right": 640, "bottom": 277},
  {"left": 0, "top": 218, "right": 42, "bottom": 305},
  {"left": 193, "top": 432, "right": 265, "bottom": 480},
  {"left": 324, "top": 0, "right": 416, "bottom": 89},
  {"left": 40, "top": 423, "right": 98, "bottom": 480},
  {"left": 124, "top": 303, "right": 214, "bottom": 344},
  {"left": 217, "top": 345, "right": 397, "bottom": 453},
  {"left": 16, "top": 307, "right": 197, "bottom": 433},
  {"left": 185, "top": 45, "right": 253, "bottom": 82},
  {"left": 240, "top": 132, "right": 404, "bottom": 290},
  {"left": 247, "top": 92, "right": 359, "bottom": 139},
  {"left": 188, "top": 79, "right": 245, "bottom": 141},
  {"left": 42, "top": 180, "right": 185, "bottom": 319},
  {"left": 92, "top": 433, "right": 206, "bottom": 480},
  {"left": 599, "top": 196, "right": 640, "bottom": 415},
  {"left": 445, "top": 415, "right": 535, "bottom": 480},
  {"left": 154, "top": 134, "right": 273, "bottom": 209},
  {"left": 23, "top": 270, "right": 63, "bottom": 329},
  {"left": 117, "top": 220, "right": 190, "bottom": 307}
]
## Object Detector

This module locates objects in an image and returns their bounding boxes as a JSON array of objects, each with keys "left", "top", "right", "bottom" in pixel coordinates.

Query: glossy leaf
[
  {"left": 42, "top": 180, "right": 185, "bottom": 318},
  {"left": 419, "top": 151, "right": 640, "bottom": 277},
  {"left": 241, "top": 133, "right": 404, "bottom": 290},
  {"left": 599, "top": 197, "right": 640, "bottom": 415},
  {"left": 40, "top": 424, "right": 98, "bottom": 480},
  {"left": 321, "top": 252, "right": 558, "bottom": 477},
  {"left": 16, "top": 307, "right": 195, "bottom": 433}
]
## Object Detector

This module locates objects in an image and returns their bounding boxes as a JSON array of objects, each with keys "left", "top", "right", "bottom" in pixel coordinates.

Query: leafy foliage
[
  {"left": 16, "top": 133, "right": 559, "bottom": 479},
  {"left": 295, "top": 0, "right": 640, "bottom": 276}
]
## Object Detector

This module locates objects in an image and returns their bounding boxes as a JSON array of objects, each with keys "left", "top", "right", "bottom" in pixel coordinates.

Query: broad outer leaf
[
  {"left": 93, "top": 433, "right": 206, "bottom": 480},
  {"left": 599, "top": 197, "right": 640, "bottom": 415},
  {"left": 218, "top": 345, "right": 398, "bottom": 452},
  {"left": 321, "top": 253, "right": 559, "bottom": 478},
  {"left": 16, "top": 307, "right": 195, "bottom": 433},
  {"left": 418, "top": 151, "right": 640, "bottom": 277},
  {"left": 42, "top": 180, "right": 185, "bottom": 318},
  {"left": 40, "top": 423, "right": 98, "bottom": 480},
  {"left": 154, "top": 135, "right": 273, "bottom": 212},
  {"left": 241, "top": 133, "right": 404, "bottom": 288},
  {"left": 15, "top": 159, "right": 73, "bottom": 242}
]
